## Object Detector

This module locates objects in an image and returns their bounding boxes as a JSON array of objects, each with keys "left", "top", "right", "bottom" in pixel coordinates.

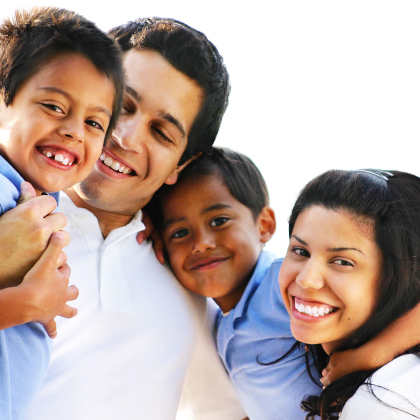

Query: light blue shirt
[
  {"left": 0, "top": 155, "right": 52, "bottom": 420},
  {"left": 217, "top": 251, "right": 321, "bottom": 420}
]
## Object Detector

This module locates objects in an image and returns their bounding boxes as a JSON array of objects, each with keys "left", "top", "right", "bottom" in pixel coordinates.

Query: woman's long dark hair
[{"left": 288, "top": 170, "right": 420, "bottom": 419}]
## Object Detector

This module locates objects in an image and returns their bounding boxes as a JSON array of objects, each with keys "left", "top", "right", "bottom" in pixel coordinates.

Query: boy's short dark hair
[
  {"left": 108, "top": 18, "right": 230, "bottom": 164},
  {"left": 0, "top": 6, "right": 124, "bottom": 140},
  {"left": 148, "top": 147, "right": 269, "bottom": 231}
]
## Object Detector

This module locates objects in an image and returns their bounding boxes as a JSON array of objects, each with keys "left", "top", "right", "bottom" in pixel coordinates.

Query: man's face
[{"left": 72, "top": 49, "right": 203, "bottom": 215}]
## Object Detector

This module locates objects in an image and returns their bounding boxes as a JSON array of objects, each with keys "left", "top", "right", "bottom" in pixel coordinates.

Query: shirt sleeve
[
  {"left": 340, "top": 386, "right": 418, "bottom": 420},
  {"left": 0, "top": 173, "right": 19, "bottom": 215},
  {"left": 176, "top": 299, "right": 247, "bottom": 420}
]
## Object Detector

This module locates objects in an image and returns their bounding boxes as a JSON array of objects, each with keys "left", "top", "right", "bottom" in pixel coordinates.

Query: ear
[
  {"left": 164, "top": 153, "right": 202, "bottom": 186},
  {"left": 257, "top": 206, "right": 276, "bottom": 244}
]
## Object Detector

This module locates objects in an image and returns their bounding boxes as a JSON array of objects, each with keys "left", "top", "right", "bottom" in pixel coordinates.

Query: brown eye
[{"left": 172, "top": 229, "right": 189, "bottom": 239}]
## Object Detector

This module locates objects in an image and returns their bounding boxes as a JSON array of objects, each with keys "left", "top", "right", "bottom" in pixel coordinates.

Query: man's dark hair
[
  {"left": 108, "top": 17, "right": 230, "bottom": 164},
  {"left": 0, "top": 6, "right": 124, "bottom": 140},
  {"left": 147, "top": 147, "right": 269, "bottom": 232}
]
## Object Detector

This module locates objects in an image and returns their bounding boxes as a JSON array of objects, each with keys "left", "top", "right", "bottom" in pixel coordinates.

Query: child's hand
[
  {"left": 320, "top": 354, "right": 346, "bottom": 387},
  {"left": 19, "top": 231, "right": 79, "bottom": 337},
  {"left": 0, "top": 183, "right": 67, "bottom": 288},
  {"left": 136, "top": 213, "right": 165, "bottom": 264},
  {"left": 320, "top": 303, "right": 420, "bottom": 386}
]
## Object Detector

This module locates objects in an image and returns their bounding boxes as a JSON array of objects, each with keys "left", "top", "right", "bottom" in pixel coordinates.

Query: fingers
[
  {"left": 66, "top": 285, "right": 79, "bottom": 302},
  {"left": 58, "top": 303, "right": 78, "bottom": 319},
  {"left": 39, "top": 232, "right": 70, "bottom": 268},
  {"left": 136, "top": 231, "right": 147, "bottom": 245},
  {"left": 56, "top": 286, "right": 79, "bottom": 319},
  {"left": 17, "top": 182, "right": 37, "bottom": 205},
  {"left": 56, "top": 250, "right": 68, "bottom": 269},
  {"left": 41, "top": 319, "right": 58, "bottom": 339},
  {"left": 137, "top": 213, "right": 153, "bottom": 245},
  {"left": 20, "top": 194, "right": 58, "bottom": 219},
  {"left": 320, "top": 366, "right": 331, "bottom": 387}
]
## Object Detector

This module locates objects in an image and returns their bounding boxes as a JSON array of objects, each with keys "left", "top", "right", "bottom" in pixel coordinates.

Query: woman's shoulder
[{"left": 340, "top": 354, "right": 420, "bottom": 419}]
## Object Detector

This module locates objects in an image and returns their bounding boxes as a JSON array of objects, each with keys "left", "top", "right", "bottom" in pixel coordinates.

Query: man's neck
[{"left": 65, "top": 188, "right": 135, "bottom": 238}]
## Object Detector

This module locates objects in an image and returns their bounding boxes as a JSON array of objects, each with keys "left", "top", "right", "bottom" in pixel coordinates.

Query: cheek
[
  {"left": 166, "top": 245, "right": 186, "bottom": 275},
  {"left": 278, "top": 264, "right": 294, "bottom": 307}
]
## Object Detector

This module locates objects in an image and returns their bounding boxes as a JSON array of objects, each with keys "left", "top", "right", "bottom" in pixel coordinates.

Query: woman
[{"left": 279, "top": 169, "right": 420, "bottom": 419}]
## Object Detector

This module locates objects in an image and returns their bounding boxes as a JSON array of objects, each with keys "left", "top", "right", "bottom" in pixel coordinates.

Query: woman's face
[{"left": 279, "top": 205, "right": 383, "bottom": 354}]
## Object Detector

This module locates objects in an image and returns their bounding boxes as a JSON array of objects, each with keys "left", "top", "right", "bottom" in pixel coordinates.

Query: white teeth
[
  {"left": 101, "top": 153, "right": 132, "bottom": 174},
  {"left": 104, "top": 157, "right": 113, "bottom": 166},
  {"left": 295, "top": 299, "right": 335, "bottom": 318},
  {"left": 40, "top": 149, "right": 74, "bottom": 165},
  {"left": 111, "top": 161, "right": 120, "bottom": 171}
]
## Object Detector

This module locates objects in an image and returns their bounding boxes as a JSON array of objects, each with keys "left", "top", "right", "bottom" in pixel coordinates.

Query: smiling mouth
[
  {"left": 99, "top": 151, "right": 135, "bottom": 175},
  {"left": 190, "top": 257, "right": 229, "bottom": 270},
  {"left": 38, "top": 146, "right": 77, "bottom": 166},
  {"left": 294, "top": 297, "right": 338, "bottom": 317}
]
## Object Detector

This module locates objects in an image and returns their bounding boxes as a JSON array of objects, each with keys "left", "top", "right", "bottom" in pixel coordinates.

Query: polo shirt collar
[{"left": 230, "top": 250, "right": 277, "bottom": 321}]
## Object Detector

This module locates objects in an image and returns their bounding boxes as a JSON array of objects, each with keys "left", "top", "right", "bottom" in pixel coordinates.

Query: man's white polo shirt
[{"left": 25, "top": 192, "right": 245, "bottom": 420}]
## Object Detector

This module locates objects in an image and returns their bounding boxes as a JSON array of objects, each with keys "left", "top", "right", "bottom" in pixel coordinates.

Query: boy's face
[
  {"left": 0, "top": 53, "right": 115, "bottom": 193},
  {"left": 71, "top": 49, "right": 203, "bottom": 216},
  {"left": 161, "top": 174, "right": 270, "bottom": 312}
]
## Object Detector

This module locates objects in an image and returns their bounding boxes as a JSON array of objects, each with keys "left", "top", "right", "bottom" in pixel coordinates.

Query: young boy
[
  {"left": 0, "top": 7, "right": 124, "bottom": 419},
  {"left": 147, "top": 148, "right": 321, "bottom": 420}
]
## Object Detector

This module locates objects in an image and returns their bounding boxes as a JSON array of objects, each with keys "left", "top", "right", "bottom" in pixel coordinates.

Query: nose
[
  {"left": 112, "top": 116, "right": 146, "bottom": 154},
  {"left": 192, "top": 229, "right": 216, "bottom": 254},
  {"left": 58, "top": 114, "right": 85, "bottom": 142},
  {"left": 295, "top": 259, "right": 325, "bottom": 290}
]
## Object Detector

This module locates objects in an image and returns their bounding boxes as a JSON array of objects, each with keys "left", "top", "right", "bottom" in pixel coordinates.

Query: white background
[{"left": 2, "top": 1, "right": 420, "bottom": 255}]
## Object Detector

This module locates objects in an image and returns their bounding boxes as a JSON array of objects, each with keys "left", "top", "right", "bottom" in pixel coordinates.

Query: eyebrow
[
  {"left": 125, "top": 85, "right": 186, "bottom": 138},
  {"left": 125, "top": 86, "right": 141, "bottom": 102},
  {"left": 164, "top": 203, "right": 232, "bottom": 230},
  {"left": 40, "top": 87, "right": 111, "bottom": 118},
  {"left": 158, "top": 111, "right": 186, "bottom": 138},
  {"left": 291, "top": 235, "right": 365, "bottom": 255}
]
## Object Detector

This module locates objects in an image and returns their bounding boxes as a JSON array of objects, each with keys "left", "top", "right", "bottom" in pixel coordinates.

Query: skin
[
  {"left": 0, "top": 53, "right": 115, "bottom": 194},
  {"left": 160, "top": 174, "right": 276, "bottom": 312},
  {"left": 279, "top": 205, "right": 383, "bottom": 354},
  {"left": 66, "top": 49, "right": 204, "bottom": 236}
]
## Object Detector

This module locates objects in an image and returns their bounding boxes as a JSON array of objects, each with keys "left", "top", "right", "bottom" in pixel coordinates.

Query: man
[{"left": 1, "top": 18, "right": 246, "bottom": 420}]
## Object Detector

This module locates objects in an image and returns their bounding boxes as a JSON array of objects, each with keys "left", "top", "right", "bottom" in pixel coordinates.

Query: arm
[
  {"left": 0, "top": 182, "right": 68, "bottom": 288},
  {"left": 321, "top": 304, "right": 420, "bottom": 386},
  {"left": 0, "top": 231, "right": 79, "bottom": 338}
]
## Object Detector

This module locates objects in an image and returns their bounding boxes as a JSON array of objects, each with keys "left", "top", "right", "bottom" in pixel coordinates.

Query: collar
[
  {"left": 59, "top": 191, "right": 146, "bottom": 240},
  {"left": 230, "top": 250, "right": 277, "bottom": 322}
]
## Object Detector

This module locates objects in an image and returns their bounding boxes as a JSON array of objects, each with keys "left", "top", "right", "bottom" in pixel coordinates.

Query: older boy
[{"left": 0, "top": 6, "right": 124, "bottom": 420}]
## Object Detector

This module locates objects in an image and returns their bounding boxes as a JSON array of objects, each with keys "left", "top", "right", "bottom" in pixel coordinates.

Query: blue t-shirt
[
  {"left": 217, "top": 251, "right": 321, "bottom": 420},
  {"left": 0, "top": 155, "right": 52, "bottom": 420}
]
